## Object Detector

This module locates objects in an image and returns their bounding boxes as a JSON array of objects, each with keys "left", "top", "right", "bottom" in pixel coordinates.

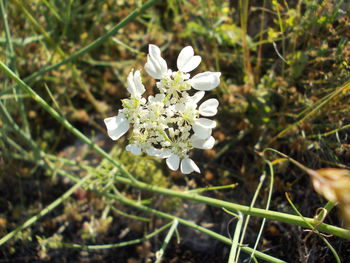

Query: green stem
[
  {"left": 108, "top": 173, "right": 349, "bottom": 239},
  {"left": 155, "top": 219, "right": 178, "bottom": 263},
  {"left": 275, "top": 0, "right": 286, "bottom": 76},
  {"left": 249, "top": 161, "right": 274, "bottom": 260},
  {"left": 285, "top": 193, "right": 341, "bottom": 263},
  {"left": 228, "top": 212, "right": 243, "bottom": 263},
  {"left": 0, "top": 100, "right": 40, "bottom": 155},
  {"left": 60, "top": 221, "right": 172, "bottom": 250},
  {"left": 110, "top": 206, "right": 150, "bottom": 222},
  {"left": 237, "top": 173, "right": 266, "bottom": 261}
]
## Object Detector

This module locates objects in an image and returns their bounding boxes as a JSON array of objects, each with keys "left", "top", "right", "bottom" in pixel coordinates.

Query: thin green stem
[
  {"left": 249, "top": 161, "right": 275, "bottom": 262},
  {"left": 110, "top": 206, "right": 150, "bottom": 222},
  {"left": 228, "top": 212, "right": 243, "bottom": 263},
  {"left": 275, "top": 0, "right": 286, "bottom": 76},
  {"left": 0, "top": 133, "right": 27, "bottom": 154},
  {"left": 41, "top": 0, "right": 62, "bottom": 21},
  {"left": 308, "top": 123, "right": 350, "bottom": 139},
  {"left": 237, "top": 174, "right": 266, "bottom": 261},
  {"left": 155, "top": 219, "right": 179, "bottom": 263},
  {"left": 0, "top": 0, "right": 15, "bottom": 64},
  {"left": 188, "top": 183, "right": 237, "bottom": 194},
  {"left": 239, "top": 0, "right": 254, "bottom": 87},
  {"left": 59, "top": 221, "right": 172, "bottom": 250},
  {"left": 111, "top": 173, "right": 350, "bottom": 239},
  {"left": 285, "top": 193, "right": 341, "bottom": 263}
]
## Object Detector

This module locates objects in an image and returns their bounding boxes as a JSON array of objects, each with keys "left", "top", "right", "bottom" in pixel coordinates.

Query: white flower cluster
[{"left": 104, "top": 45, "right": 220, "bottom": 174}]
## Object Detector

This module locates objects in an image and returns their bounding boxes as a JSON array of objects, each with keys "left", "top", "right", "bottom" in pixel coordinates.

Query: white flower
[
  {"left": 105, "top": 44, "right": 221, "bottom": 174},
  {"left": 104, "top": 113, "right": 129, "bottom": 140}
]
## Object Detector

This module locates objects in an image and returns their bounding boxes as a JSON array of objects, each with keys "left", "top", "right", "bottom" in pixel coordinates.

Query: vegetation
[{"left": 1, "top": 0, "right": 350, "bottom": 262}]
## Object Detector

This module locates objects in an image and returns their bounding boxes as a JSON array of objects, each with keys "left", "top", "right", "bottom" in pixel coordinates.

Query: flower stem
[{"left": 108, "top": 173, "right": 350, "bottom": 240}]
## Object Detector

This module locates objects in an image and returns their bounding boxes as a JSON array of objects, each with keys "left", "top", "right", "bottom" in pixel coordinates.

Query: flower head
[{"left": 104, "top": 44, "right": 221, "bottom": 174}]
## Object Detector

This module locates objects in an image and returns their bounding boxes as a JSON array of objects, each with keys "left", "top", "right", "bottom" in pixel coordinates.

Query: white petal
[
  {"left": 177, "top": 46, "right": 201, "bottom": 73},
  {"left": 193, "top": 118, "right": 216, "bottom": 139},
  {"left": 199, "top": 99, "right": 219, "bottom": 116},
  {"left": 104, "top": 114, "right": 129, "bottom": 140},
  {"left": 180, "top": 158, "right": 200, "bottom": 174},
  {"left": 127, "top": 70, "right": 145, "bottom": 97},
  {"left": 195, "top": 118, "right": 217, "bottom": 128},
  {"left": 126, "top": 144, "right": 142, "bottom": 155},
  {"left": 190, "top": 91, "right": 205, "bottom": 104},
  {"left": 145, "top": 44, "right": 168, "bottom": 79},
  {"left": 133, "top": 70, "right": 145, "bottom": 96},
  {"left": 190, "top": 135, "right": 215, "bottom": 150},
  {"left": 193, "top": 125, "right": 212, "bottom": 139},
  {"left": 156, "top": 150, "right": 172, "bottom": 158},
  {"left": 146, "top": 147, "right": 171, "bottom": 158},
  {"left": 145, "top": 58, "right": 161, "bottom": 79},
  {"left": 127, "top": 71, "right": 136, "bottom": 96},
  {"left": 188, "top": 72, "right": 221, "bottom": 91},
  {"left": 145, "top": 147, "right": 158, "bottom": 156},
  {"left": 166, "top": 154, "right": 180, "bottom": 171}
]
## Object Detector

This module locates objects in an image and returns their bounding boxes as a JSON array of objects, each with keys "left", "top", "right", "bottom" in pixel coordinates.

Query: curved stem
[
  {"left": 60, "top": 221, "right": 173, "bottom": 250},
  {"left": 109, "top": 173, "right": 350, "bottom": 240}
]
